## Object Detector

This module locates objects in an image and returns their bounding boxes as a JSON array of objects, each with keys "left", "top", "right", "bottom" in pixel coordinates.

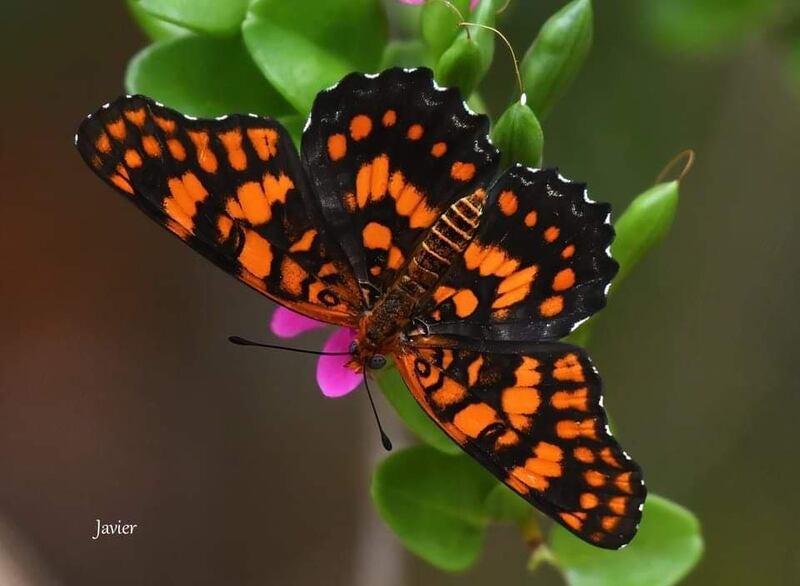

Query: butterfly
[{"left": 75, "top": 67, "right": 646, "bottom": 549}]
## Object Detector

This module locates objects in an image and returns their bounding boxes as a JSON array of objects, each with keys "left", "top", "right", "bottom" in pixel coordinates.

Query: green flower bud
[
  {"left": 435, "top": 35, "right": 483, "bottom": 97},
  {"left": 520, "top": 0, "right": 593, "bottom": 119},
  {"left": 421, "top": 0, "right": 471, "bottom": 61},
  {"left": 491, "top": 98, "right": 544, "bottom": 169},
  {"left": 611, "top": 180, "right": 679, "bottom": 288}
]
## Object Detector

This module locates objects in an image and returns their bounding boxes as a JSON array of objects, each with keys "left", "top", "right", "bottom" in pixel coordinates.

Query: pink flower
[
  {"left": 269, "top": 307, "right": 362, "bottom": 398},
  {"left": 398, "top": 0, "right": 480, "bottom": 8}
]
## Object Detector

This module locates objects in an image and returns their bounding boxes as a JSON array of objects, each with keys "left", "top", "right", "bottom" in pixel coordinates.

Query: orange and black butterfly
[{"left": 75, "top": 68, "right": 646, "bottom": 549}]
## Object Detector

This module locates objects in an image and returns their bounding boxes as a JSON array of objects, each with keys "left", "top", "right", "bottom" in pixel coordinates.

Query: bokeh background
[{"left": 1, "top": 0, "right": 798, "bottom": 584}]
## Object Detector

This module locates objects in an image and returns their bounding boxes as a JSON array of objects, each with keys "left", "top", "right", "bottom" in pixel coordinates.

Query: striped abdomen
[{"left": 362, "top": 189, "right": 485, "bottom": 348}]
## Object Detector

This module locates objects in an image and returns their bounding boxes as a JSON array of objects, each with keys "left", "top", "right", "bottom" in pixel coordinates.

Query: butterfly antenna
[
  {"left": 363, "top": 372, "right": 393, "bottom": 451},
  {"left": 228, "top": 335, "right": 352, "bottom": 356}
]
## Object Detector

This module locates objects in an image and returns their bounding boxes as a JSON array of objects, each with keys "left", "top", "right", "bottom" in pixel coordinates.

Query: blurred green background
[{"left": 0, "top": 0, "right": 798, "bottom": 584}]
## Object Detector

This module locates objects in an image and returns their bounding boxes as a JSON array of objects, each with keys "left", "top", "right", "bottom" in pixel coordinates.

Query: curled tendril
[{"left": 655, "top": 149, "right": 696, "bottom": 184}]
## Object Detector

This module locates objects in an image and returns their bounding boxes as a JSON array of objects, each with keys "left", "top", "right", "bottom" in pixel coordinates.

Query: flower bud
[
  {"left": 435, "top": 36, "right": 483, "bottom": 97},
  {"left": 491, "top": 99, "right": 544, "bottom": 169},
  {"left": 421, "top": 0, "right": 471, "bottom": 61}
]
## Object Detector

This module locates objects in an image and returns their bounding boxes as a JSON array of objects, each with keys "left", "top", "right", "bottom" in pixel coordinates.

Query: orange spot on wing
[
  {"left": 453, "top": 403, "right": 499, "bottom": 438},
  {"left": 600, "top": 447, "right": 623, "bottom": 468},
  {"left": 553, "top": 353, "right": 585, "bottom": 382},
  {"left": 524, "top": 210, "right": 538, "bottom": 227},
  {"left": 187, "top": 130, "right": 218, "bottom": 173},
  {"left": 602, "top": 516, "right": 620, "bottom": 532},
  {"left": 289, "top": 229, "right": 317, "bottom": 253},
  {"left": 217, "top": 215, "right": 233, "bottom": 240},
  {"left": 574, "top": 447, "right": 595, "bottom": 463},
  {"left": 496, "top": 430, "right": 520, "bottom": 448},
  {"left": 141, "top": 135, "right": 161, "bottom": 157},
  {"left": 553, "top": 268, "right": 576, "bottom": 291},
  {"left": 407, "top": 123, "right": 424, "bottom": 140},
  {"left": 551, "top": 388, "right": 589, "bottom": 411},
  {"left": 609, "top": 496, "right": 627, "bottom": 515},
  {"left": 382, "top": 109, "right": 397, "bottom": 127},
  {"left": 514, "top": 356, "right": 541, "bottom": 386},
  {"left": 501, "top": 387, "right": 541, "bottom": 415},
  {"left": 560, "top": 512, "right": 584, "bottom": 531},
  {"left": 154, "top": 115, "right": 175, "bottom": 133},
  {"left": 467, "top": 355, "right": 484, "bottom": 386},
  {"left": 580, "top": 493, "right": 600, "bottom": 509},
  {"left": 263, "top": 172, "right": 294, "bottom": 205},
  {"left": 512, "top": 466, "right": 549, "bottom": 491},
  {"left": 452, "top": 289, "right": 479, "bottom": 317},
  {"left": 110, "top": 174, "right": 133, "bottom": 194},
  {"left": 388, "top": 246, "right": 404, "bottom": 270},
  {"left": 219, "top": 129, "right": 247, "bottom": 171},
  {"left": 556, "top": 419, "right": 597, "bottom": 440},
  {"left": 356, "top": 162, "right": 372, "bottom": 208},
  {"left": 247, "top": 127, "right": 279, "bottom": 160},
  {"left": 280, "top": 256, "right": 309, "bottom": 296},
  {"left": 498, "top": 191, "right": 518, "bottom": 215},
  {"left": 167, "top": 139, "right": 186, "bottom": 161},
  {"left": 451, "top": 161, "right": 476, "bottom": 182},
  {"left": 431, "top": 142, "right": 447, "bottom": 157},
  {"left": 535, "top": 441, "right": 563, "bottom": 462},
  {"left": 561, "top": 244, "right": 575, "bottom": 259},
  {"left": 432, "top": 379, "right": 467, "bottom": 407},
  {"left": 238, "top": 229, "right": 273, "bottom": 278},
  {"left": 409, "top": 204, "right": 438, "bottom": 228},
  {"left": 327, "top": 133, "right": 347, "bottom": 161},
  {"left": 124, "top": 149, "right": 142, "bottom": 168},
  {"left": 525, "top": 457, "right": 562, "bottom": 478},
  {"left": 106, "top": 119, "right": 126, "bottom": 141},
  {"left": 433, "top": 286, "right": 456, "bottom": 303},
  {"left": 544, "top": 226, "right": 560, "bottom": 242},
  {"left": 350, "top": 114, "right": 372, "bottom": 140},
  {"left": 498, "top": 266, "right": 538, "bottom": 295},
  {"left": 95, "top": 131, "right": 111, "bottom": 154},
  {"left": 584, "top": 470, "right": 606, "bottom": 487},
  {"left": 615, "top": 472, "right": 634, "bottom": 494},
  {"left": 540, "top": 295, "right": 564, "bottom": 317},
  {"left": 238, "top": 182, "right": 270, "bottom": 225},
  {"left": 508, "top": 414, "right": 532, "bottom": 432},
  {"left": 124, "top": 108, "right": 146, "bottom": 127},
  {"left": 371, "top": 155, "right": 389, "bottom": 200},
  {"left": 362, "top": 222, "right": 392, "bottom": 250}
]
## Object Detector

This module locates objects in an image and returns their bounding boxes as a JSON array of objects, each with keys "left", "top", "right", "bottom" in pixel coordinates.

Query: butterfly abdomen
[{"left": 361, "top": 190, "right": 485, "bottom": 348}]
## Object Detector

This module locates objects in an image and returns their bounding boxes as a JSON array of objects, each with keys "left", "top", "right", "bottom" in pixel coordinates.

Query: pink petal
[
  {"left": 397, "top": 0, "right": 425, "bottom": 4},
  {"left": 270, "top": 307, "right": 326, "bottom": 339},
  {"left": 316, "top": 328, "right": 361, "bottom": 398}
]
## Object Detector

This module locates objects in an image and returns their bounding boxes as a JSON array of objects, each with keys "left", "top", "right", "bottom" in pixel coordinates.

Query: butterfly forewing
[
  {"left": 302, "top": 68, "right": 500, "bottom": 301},
  {"left": 76, "top": 96, "right": 362, "bottom": 325},
  {"left": 394, "top": 340, "right": 646, "bottom": 549}
]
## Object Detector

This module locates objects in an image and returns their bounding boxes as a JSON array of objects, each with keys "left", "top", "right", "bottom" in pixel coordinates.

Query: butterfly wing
[
  {"left": 301, "top": 67, "right": 500, "bottom": 302},
  {"left": 75, "top": 96, "right": 362, "bottom": 325},
  {"left": 394, "top": 339, "right": 646, "bottom": 549},
  {"left": 418, "top": 165, "right": 617, "bottom": 341}
]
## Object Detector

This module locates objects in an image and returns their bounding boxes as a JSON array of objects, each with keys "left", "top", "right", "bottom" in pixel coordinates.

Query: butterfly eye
[
  {"left": 368, "top": 354, "right": 387, "bottom": 370},
  {"left": 349, "top": 341, "right": 359, "bottom": 354}
]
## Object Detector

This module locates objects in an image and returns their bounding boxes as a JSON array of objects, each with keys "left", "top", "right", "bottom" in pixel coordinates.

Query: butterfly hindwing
[
  {"left": 302, "top": 68, "right": 500, "bottom": 302},
  {"left": 76, "top": 96, "right": 362, "bottom": 325},
  {"left": 394, "top": 339, "right": 645, "bottom": 549},
  {"left": 418, "top": 166, "right": 617, "bottom": 341}
]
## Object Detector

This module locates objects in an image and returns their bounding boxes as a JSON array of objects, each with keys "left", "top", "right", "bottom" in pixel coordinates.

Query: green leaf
[
  {"left": 133, "top": 0, "right": 249, "bottom": 37},
  {"left": 126, "top": 35, "right": 294, "bottom": 119},
  {"left": 642, "top": 0, "right": 779, "bottom": 54},
  {"left": 459, "top": 0, "right": 497, "bottom": 76},
  {"left": 484, "top": 482, "right": 532, "bottom": 524},
  {"left": 520, "top": 0, "right": 593, "bottom": 119},
  {"left": 565, "top": 179, "right": 679, "bottom": 345},
  {"left": 611, "top": 180, "right": 679, "bottom": 289},
  {"left": 550, "top": 494, "right": 704, "bottom": 586},
  {"left": 243, "top": 0, "right": 387, "bottom": 113},
  {"left": 381, "top": 39, "right": 429, "bottom": 69},
  {"left": 126, "top": 0, "right": 190, "bottom": 41},
  {"left": 491, "top": 100, "right": 544, "bottom": 168},
  {"left": 375, "top": 363, "right": 461, "bottom": 455},
  {"left": 371, "top": 445, "right": 496, "bottom": 571},
  {"left": 421, "top": 0, "right": 471, "bottom": 62},
  {"left": 435, "top": 36, "right": 484, "bottom": 97}
]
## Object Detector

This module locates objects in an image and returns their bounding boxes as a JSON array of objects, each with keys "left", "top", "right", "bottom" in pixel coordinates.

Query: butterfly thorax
[{"left": 350, "top": 189, "right": 486, "bottom": 368}]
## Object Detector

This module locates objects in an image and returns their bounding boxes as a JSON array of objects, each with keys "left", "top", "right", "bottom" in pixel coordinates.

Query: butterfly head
[{"left": 347, "top": 340, "right": 388, "bottom": 373}]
